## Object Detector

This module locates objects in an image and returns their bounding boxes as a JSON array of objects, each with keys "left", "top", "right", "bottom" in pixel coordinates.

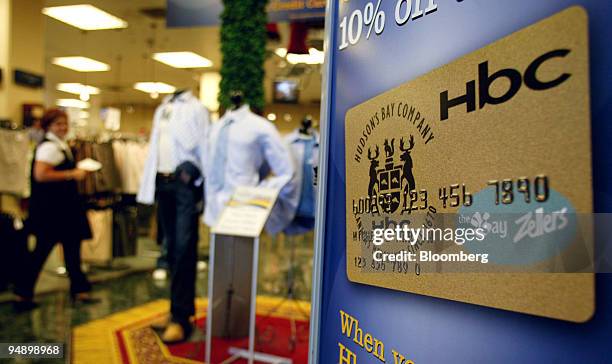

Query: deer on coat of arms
[
  {"left": 400, "top": 135, "right": 416, "bottom": 195},
  {"left": 367, "top": 146, "right": 380, "bottom": 197}
]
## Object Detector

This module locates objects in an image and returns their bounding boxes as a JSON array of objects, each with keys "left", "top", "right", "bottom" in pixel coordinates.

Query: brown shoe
[
  {"left": 161, "top": 323, "right": 188, "bottom": 344},
  {"left": 151, "top": 316, "right": 170, "bottom": 331}
]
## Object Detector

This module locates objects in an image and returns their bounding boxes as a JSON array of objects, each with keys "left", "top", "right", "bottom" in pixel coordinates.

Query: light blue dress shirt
[
  {"left": 137, "top": 91, "right": 210, "bottom": 205},
  {"left": 283, "top": 129, "right": 320, "bottom": 235},
  {"left": 204, "top": 105, "right": 295, "bottom": 235},
  {"left": 296, "top": 137, "right": 316, "bottom": 217}
]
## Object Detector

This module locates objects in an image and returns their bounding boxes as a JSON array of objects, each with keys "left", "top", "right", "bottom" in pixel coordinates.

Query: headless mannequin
[
  {"left": 170, "top": 89, "right": 188, "bottom": 103},
  {"left": 299, "top": 116, "right": 313, "bottom": 136},
  {"left": 283, "top": 116, "right": 317, "bottom": 235},
  {"left": 229, "top": 90, "right": 244, "bottom": 110}
]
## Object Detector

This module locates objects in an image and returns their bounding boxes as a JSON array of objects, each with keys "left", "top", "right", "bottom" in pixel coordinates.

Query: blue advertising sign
[
  {"left": 167, "top": 0, "right": 222, "bottom": 28},
  {"left": 167, "top": 0, "right": 326, "bottom": 27},
  {"left": 311, "top": 0, "right": 612, "bottom": 363}
]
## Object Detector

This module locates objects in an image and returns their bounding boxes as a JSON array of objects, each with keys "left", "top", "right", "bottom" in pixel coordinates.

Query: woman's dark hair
[{"left": 40, "top": 108, "right": 68, "bottom": 131}]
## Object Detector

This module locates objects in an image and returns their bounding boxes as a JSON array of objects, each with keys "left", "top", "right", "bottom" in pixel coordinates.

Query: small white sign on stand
[
  {"left": 212, "top": 186, "right": 278, "bottom": 238},
  {"left": 206, "top": 186, "right": 291, "bottom": 364}
]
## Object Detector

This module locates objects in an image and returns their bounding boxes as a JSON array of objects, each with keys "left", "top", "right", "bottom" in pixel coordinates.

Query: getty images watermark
[
  {"left": 371, "top": 225, "right": 490, "bottom": 264},
  {"left": 361, "top": 209, "right": 612, "bottom": 274}
]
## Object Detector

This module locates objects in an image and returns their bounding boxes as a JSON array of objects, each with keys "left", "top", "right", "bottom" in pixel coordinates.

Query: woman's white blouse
[{"left": 34, "top": 132, "right": 71, "bottom": 166}]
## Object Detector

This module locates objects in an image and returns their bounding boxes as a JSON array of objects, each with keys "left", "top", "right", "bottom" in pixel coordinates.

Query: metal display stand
[
  {"left": 205, "top": 186, "right": 291, "bottom": 364},
  {"left": 206, "top": 233, "right": 292, "bottom": 364},
  {"left": 259, "top": 235, "right": 310, "bottom": 352}
]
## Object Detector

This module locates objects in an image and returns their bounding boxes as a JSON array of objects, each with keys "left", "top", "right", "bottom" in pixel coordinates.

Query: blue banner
[
  {"left": 166, "top": 0, "right": 326, "bottom": 27},
  {"left": 312, "top": 0, "right": 612, "bottom": 363}
]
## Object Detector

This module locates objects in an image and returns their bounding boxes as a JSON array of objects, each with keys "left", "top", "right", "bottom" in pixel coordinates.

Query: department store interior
[{"left": 0, "top": 1, "right": 323, "bottom": 362}]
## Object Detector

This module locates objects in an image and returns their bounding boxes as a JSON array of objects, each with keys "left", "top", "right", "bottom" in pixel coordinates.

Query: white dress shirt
[
  {"left": 137, "top": 91, "right": 210, "bottom": 205},
  {"left": 157, "top": 113, "right": 176, "bottom": 174},
  {"left": 204, "top": 104, "right": 295, "bottom": 235}
]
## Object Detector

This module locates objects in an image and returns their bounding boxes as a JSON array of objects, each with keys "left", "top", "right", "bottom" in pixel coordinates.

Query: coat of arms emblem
[{"left": 367, "top": 136, "right": 416, "bottom": 214}]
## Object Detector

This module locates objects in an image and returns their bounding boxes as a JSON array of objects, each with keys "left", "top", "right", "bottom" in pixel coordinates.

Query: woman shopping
[{"left": 14, "top": 108, "right": 98, "bottom": 310}]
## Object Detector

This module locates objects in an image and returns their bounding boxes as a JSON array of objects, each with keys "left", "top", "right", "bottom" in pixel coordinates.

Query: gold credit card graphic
[{"left": 344, "top": 7, "right": 593, "bottom": 322}]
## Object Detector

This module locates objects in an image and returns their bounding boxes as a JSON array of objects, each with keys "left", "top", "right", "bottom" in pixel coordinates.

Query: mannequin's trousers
[{"left": 156, "top": 173, "right": 201, "bottom": 329}]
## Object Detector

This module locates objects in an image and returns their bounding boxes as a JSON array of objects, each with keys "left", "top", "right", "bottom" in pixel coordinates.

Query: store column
[
  {"left": 0, "top": 0, "right": 45, "bottom": 123},
  {"left": 0, "top": 0, "right": 45, "bottom": 213}
]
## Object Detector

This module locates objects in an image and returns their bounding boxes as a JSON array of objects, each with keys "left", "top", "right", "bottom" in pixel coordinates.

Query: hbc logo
[{"left": 440, "top": 49, "right": 572, "bottom": 121}]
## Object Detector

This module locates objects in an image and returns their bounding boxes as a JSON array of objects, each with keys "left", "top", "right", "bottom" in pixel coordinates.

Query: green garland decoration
[{"left": 219, "top": 0, "right": 269, "bottom": 112}]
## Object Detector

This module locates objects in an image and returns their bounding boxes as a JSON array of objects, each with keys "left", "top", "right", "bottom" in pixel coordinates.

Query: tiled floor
[{"left": 0, "top": 232, "right": 314, "bottom": 364}]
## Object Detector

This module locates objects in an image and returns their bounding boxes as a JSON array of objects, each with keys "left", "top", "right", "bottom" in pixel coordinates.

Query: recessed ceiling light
[
  {"left": 133, "top": 82, "right": 176, "bottom": 94},
  {"left": 275, "top": 48, "right": 288, "bottom": 58},
  {"left": 56, "top": 83, "right": 100, "bottom": 95},
  {"left": 152, "top": 52, "right": 213, "bottom": 69},
  {"left": 286, "top": 48, "right": 325, "bottom": 65},
  {"left": 56, "top": 99, "right": 90, "bottom": 109},
  {"left": 42, "top": 5, "right": 128, "bottom": 31},
  {"left": 52, "top": 57, "right": 110, "bottom": 72}
]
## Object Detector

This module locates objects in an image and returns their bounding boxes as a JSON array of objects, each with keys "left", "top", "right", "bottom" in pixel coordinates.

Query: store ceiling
[{"left": 43, "top": 0, "right": 322, "bottom": 107}]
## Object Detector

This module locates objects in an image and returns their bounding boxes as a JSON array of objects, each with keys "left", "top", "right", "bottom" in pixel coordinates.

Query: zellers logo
[{"left": 513, "top": 207, "right": 568, "bottom": 243}]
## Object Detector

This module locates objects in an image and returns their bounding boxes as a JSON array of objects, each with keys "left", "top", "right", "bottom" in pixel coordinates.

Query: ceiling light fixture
[
  {"left": 42, "top": 5, "right": 128, "bottom": 31},
  {"left": 52, "top": 57, "right": 110, "bottom": 72},
  {"left": 134, "top": 82, "right": 176, "bottom": 94},
  {"left": 152, "top": 52, "right": 213, "bottom": 69},
  {"left": 286, "top": 48, "right": 325, "bottom": 65},
  {"left": 56, "top": 83, "right": 100, "bottom": 96},
  {"left": 275, "top": 48, "right": 288, "bottom": 58},
  {"left": 56, "top": 99, "right": 90, "bottom": 109}
]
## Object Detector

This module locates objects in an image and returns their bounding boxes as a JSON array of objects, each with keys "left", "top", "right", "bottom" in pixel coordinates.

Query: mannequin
[
  {"left": 170, "top": 89, "right": 188, "bottom": 102},
  {"left": 299, "top": 115, "right": 313, "bottom": 136},
  {"left": 283, "top": 116, "right": 319, "bottom": 235},
  {"left": 204, "top": 91, "right": 294, "bottom": 233},
  {"left": 258, "top": 117, "right": 317, "bottom": 349},
  {"left": 204, "top": 91, "right": 295, "bottom": 339},
  {"left": 137, "top": 88, "right": 210, "bottom": 343},
  {"left": 229, "top": 90, "right": 244, "bottom": 110}
]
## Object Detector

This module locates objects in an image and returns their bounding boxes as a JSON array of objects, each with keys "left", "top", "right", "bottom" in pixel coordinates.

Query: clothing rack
[
  {"left": 0, "top": 126, "right": 30, "bottom": 200},
  {"left": 0, "top": 120, "right": 24, "bottom": 131},
  {"left": 108, "top": 133, "right": 148, "bottom": 143}
]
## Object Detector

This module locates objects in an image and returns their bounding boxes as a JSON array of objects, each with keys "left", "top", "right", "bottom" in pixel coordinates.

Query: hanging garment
[
  {"left": 204, "top": 104, "right": 295, "bottom": 235},
  {"left": 112, "top": 141, "right": 125, "bottom": 189},
  {"left": 0, "top": 129, "right": 29, "bottom": 195},
  {"left": 72, "top": 140, "right": 121, "bottom": 196},
  {"left": 73, "top": 140, "right": 96, "bottom": 195},
  {"left": 137, "top": 91, "right": 210, "bottom": 205},
  {"left": 283, "top": 129, "right": 320, "bottom": 235},
  {"left": 127, "top": 142, "right": 149, "bottom": 193},
  {"left": 112, "top": 140, "right": 149, "bottom": 194},
  {"left": 91, "top": 142, "right": 121, "bottom": 193},
  {"left": 112, "top": 204, "right": 138, "bottom": 257},
  {"left": 81, "top": 209, "right": 113, "bottom": 264}
]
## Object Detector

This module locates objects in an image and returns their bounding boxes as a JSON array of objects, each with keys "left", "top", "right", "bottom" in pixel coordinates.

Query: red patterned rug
[{"left": 73, "top": 297, "right": 310, "bottom": 363}]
